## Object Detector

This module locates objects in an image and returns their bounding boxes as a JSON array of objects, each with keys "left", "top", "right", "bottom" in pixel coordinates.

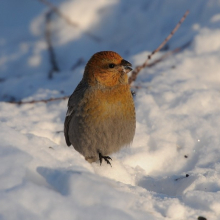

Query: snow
[{"left": 1, "top": 0, "right": 220, "bottom": 219}]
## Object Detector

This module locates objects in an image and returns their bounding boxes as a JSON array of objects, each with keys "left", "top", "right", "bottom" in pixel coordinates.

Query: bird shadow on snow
[
  {"left": 36, "top": 166, "right": 83, "bottom": 196},
  {"left": 36, "top": 165, "right": 113, "bottom": 198}
]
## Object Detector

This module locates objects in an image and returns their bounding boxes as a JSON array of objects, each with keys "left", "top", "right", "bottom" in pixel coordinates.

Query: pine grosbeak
[{"left": 64, "top": 51, "right": 136, "bottom": 166}]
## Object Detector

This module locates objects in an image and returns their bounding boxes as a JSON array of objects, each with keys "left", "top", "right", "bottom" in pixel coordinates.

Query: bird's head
[{"left": 83, "top": 51, "right": 132, "bottom": 87}]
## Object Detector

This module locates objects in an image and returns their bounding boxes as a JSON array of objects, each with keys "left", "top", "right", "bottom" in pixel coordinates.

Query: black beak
[{"left": 121, "top": 59, "right": 132, "bottom": 73}]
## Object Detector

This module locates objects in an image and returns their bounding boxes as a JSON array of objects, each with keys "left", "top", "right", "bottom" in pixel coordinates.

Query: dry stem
[
  {"left": 38, "top": 0, "right": 101, "bottom": 42},
  {"left": 128, "top": 10, "right": 189, "bottom": 84},
  {"left": 45, "top": 10, "right": 60, "bottom": 79},
  {"left": 9, "top": 96, "right": 69, "bottom": 105}
]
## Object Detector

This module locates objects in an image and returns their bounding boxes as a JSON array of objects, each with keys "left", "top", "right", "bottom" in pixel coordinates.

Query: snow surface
[{"left": 1, "top": 0, "right": 220, "bottom": 219}]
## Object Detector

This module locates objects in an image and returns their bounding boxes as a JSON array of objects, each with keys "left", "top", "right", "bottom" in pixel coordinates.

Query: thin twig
[
  {"left": 38, "top": 0, "right": 101, "bottom": 42},
  {"left": 9, "top": 96, "right": 69, "bottom": 105},
  {"left": 147, "top": 40, "right": 191, "bottom": 68},
  {"left": 71, "top": 58, "right": 85, "bottom": 71},
  {"left": 175, "top": 174, "right": 189, "bottom": 181},
  {"left": 148, "top": 10, "right": 190, "bottom": 60},
  {"left": 128, "top": 10, "right": 189, "bottom": 84},
  {"left": 45, "top": 10, "right": 60, "bottom": 79}
]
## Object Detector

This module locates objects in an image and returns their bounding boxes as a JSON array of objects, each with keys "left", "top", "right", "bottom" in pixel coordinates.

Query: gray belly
[{"left": 68, "top": 112, "right": 135, "bottom": 161}]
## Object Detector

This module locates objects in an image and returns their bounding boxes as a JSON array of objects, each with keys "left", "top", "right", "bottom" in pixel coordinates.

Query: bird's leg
[{"left": 98, "top": 152, "right": 112, "bottom": 167}]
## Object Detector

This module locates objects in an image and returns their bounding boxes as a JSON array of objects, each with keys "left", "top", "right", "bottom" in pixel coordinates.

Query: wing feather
[{"left": 64, "top": 80, "right": 88, "bottom": 146}]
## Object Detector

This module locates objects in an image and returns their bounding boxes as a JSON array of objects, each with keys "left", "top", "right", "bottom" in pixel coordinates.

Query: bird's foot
[{"left": 98, "top": 152, "right": 112, "bottom": 167}]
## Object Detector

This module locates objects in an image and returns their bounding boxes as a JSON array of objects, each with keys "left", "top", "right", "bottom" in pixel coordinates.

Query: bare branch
[
  {"left": 45, "top": 10, "right": 60, "bottom": 79},
  {"left": 9, "top": 96, "right": 69, "bottom": 105},
  {"left": 148, "top": 10, "right": 189, "bottom": 60},
  {"left": 38, "top": 0, "right": 101, "bottom": 42},
  {"left": 128, "top": 10, "right": 190, "bottom": 85},
  {"left": 146, "top": 40, "right": 191, "bottom": 68},
  {"left": 71, "top": 58, "right": 85, "bottom": 71}
]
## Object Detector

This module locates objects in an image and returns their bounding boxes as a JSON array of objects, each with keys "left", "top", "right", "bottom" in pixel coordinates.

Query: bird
[{"left": 64, "top": 51, "right": 136, "bottom": 166}]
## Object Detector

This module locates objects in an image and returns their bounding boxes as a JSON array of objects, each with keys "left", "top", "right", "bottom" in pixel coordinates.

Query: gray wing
[
  {"left": 64, "top": 80, "right": 88, "bottom": 146},
  {"left": 64, "top": 109, "right": 73, "bottom": 146}
]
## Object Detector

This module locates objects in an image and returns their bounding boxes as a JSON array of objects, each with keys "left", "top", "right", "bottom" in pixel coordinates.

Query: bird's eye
[{"left": 109, "top": 63, "right": 115, "bottom": 68}]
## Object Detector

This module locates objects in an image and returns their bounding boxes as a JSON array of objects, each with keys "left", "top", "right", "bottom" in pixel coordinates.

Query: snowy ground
[{"left": 1, "top": 0, "right": 220, "bottom": 219}]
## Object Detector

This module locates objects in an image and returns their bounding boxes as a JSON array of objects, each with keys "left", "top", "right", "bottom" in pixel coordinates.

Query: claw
[{"left": 99, "top": 152, "right": 112, "bottom": 167}]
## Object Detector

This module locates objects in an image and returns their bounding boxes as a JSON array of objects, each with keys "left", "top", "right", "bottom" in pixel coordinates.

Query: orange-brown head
[{"left": 83, "top": 51, "right": 132, "bottom": 87}]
